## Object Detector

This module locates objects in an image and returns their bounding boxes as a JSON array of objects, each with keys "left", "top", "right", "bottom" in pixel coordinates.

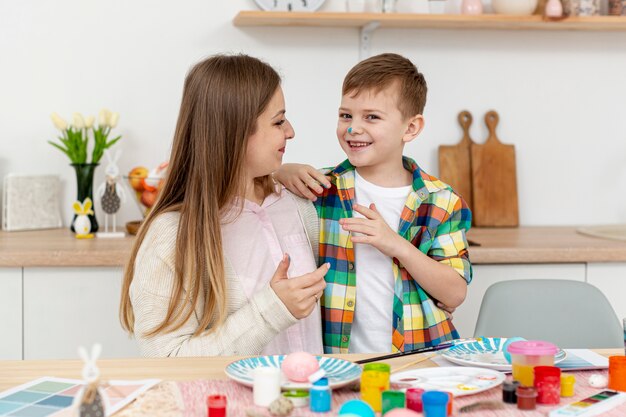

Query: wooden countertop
[
  {"left": 0, "top": 349, "right": 620, "bottom": 392},
  {"left": 1, "top": 226, "right": 626, "bottom": 267}
]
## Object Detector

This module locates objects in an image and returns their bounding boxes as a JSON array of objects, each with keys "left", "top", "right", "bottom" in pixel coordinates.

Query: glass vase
[{"left": 71, "top": 163, "right": 99, "bottom": 233}]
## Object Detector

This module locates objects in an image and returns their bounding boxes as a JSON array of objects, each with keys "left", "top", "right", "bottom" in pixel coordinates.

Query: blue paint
[{"left": 310, "top": 377, "right": 331, "bottom": 413}]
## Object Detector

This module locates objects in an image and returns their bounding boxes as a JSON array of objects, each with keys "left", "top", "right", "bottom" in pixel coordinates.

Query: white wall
[{"left": 2, "top": 0, "right": 626, "bottom": 228}]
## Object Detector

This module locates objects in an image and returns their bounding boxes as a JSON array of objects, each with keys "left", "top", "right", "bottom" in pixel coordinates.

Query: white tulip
[
  {"left": 98, "top": 108, "right": 111, "bottom": 127},
  {"left": 50, "top": 112, "right": 68, "bottom": 131},
  {"left": 72, "top": 112, "right": 85, "bottom": 129},
  {"left": 85, "top": 116, "right": 95, "bottom": 129},
  {"left": 109, "top": 112, "right": 119, "bottom": 128}
]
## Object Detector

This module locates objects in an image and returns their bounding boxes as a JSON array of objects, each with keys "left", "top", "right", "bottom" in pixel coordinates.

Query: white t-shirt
[{"left": 349, "top": 170, "right": 412, "bottom": 353}]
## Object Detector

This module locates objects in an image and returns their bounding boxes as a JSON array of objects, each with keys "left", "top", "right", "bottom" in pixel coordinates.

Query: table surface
[
  {"left": 3, "top": 226, "right": 626, "bottom": 267},
  {"left": 0, "top": 349, "right": 621, "bottom": 392}
]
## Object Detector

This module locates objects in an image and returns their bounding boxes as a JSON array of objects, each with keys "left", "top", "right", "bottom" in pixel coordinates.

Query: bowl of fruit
[{"left": 126, "top": 162, "right": 168, "bottom": 234}]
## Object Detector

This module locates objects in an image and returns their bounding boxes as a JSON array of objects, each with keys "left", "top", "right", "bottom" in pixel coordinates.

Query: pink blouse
[{"left": 221, "top": 188, "right": 323, "bottom": 354}]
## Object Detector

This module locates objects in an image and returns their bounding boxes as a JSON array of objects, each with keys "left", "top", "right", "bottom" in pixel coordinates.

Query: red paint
[
  {"left": 207, "top": 394, "right": 227, "bottom": 417},
  {"left": 516, "top": 386, "right": 537, "bottom": 410},
  {"left": 534, "top": 366, "right": 561, "bottom": 405},
  {"left": 406, "top": 387, "right": 424, "bottom": 412}
]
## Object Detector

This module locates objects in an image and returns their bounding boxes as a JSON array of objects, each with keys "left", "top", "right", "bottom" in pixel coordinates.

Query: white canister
[
  {"left": 396, "top": 0, "right": 430, "bottom": 13},
  {"left": 253, "top": 367, "right": 281, "bottom": 407},
  {"left": 492, "top": 0, "right": 538, "bottom": 14}
]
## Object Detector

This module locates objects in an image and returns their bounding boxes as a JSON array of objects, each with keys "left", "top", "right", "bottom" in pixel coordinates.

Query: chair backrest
[{"left": 473, "top": 279, "right": 623, "bottom": 348}]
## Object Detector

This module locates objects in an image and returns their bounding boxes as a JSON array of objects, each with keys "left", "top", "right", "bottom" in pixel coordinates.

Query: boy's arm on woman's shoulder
[{"left": 274, "top": 163, "right": 332, "bottom": 201}]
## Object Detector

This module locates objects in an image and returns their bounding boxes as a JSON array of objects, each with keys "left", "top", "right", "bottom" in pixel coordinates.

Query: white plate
[
  {"left": 390, "top": 366, "right": 505, "bottom": 397},
  {"left": 225, "top": 355, "right": 361, "bottom": 390},
  {"left": 442, "top": 337, "right": 567, "bottom": 371}
]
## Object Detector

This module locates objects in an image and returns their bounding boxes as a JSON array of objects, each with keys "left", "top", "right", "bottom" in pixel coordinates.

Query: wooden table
[
  {"left": 3, "top": 227, "right": 626, "bottom": 267},
  {"left": 0, "top": 350, "right": 621, "bottom": 392}
]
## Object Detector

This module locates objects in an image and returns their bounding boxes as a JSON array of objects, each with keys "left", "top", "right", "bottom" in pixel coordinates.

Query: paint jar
[
  {"left": 360, "top": 363, "right": 390, "bottom": 412},
  {"left": 534, "top": 366, "right": 561, "bottom": 405},
  {"left": 502, "top": 380, "right": 520, "bottom": 403},
  {"left": 406, "top": 387, "right": 424, "bottom": 412},
  {"left": 623, "top": 318, "right": 626, "bottom": 355},
  {"left": 422, "top": 391, "right": 449, "bottom": 417},
  {"left": 207, "top": 394, "right": 227, "bottom": 417},
  {"left": 561, "top": 375, "right": 576, "bottom": 397},
  {"left": 608, "top": 356, "right": 626, "bottom": 392},
  {"left": 445, "top": 392, "right": 453, "bottom": 415},
  {"left": 516, "top": 386, "right": 537, "bottom": 410},
  {"left": 282, "top": 390, "right": 309, "bottom": 408},
  {"left": 253, "top": 367, "right": 281, "bottom": 407},
  {"left": 507, "top": 340, "right": 558, "bottom": 387},
  {"left": 381, "top": 390, "right": 405, "bottom": 415},
  {"left": 310, "top": 377, "right": 332, "bottom": 413},
  {"left": 338, "top": 399, "right": 375, "bottom": 417}
]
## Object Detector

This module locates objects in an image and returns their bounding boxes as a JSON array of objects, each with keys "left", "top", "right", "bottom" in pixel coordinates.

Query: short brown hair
[{"left": 342, "top": 53, "right": 427, "bottom": 119}]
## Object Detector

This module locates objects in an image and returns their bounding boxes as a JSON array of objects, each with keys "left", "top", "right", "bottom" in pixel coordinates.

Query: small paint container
[
  {"left": 253, "top": 366, "right": 281, "bottom": 407},
  {"left": 560, "top": 374, "right": 576, "bottom": 397},
  {"left": 406, "top": 387, "right": 425, "bottom": 412},
  {"left": 282, "top": 390, "right": 309, "bottom": 407},
  {"left": 507, "top": 340, "right": 558, "bottom": 387},
  {"left": 381, "top": 390, "right": 405, "bottom": 415},
  {"left": 207, "top": 394, "right": 226, "bottom": 417},
  {"left": 608, "top": 356, "right": 626, "bottom": 392},
  {"left": 502, "top": 380, "right": 519, "bottom": 403},
  {"left": 623, "top": 318, "right": 626, "bottom": 355},
  {"left": 360, "top": 363, "right": 390, "bottom": 412},
  {"left": 445, "top": 392, "right": 453, "bottom": 415},
  {"left": 338, "top": 399, "right": 375, "bottom": 417},
  {"left": 310, "top": 377, "right": 331, "bottom": 412},
  {"left": 516, "top": 386, "right": 537, "bottom": 410},
  {"left": 534, "top": 366, "right": 561, "bottom": 405},
  {"left": 422, "top": 391, "right": 449, "bottom": 417}
]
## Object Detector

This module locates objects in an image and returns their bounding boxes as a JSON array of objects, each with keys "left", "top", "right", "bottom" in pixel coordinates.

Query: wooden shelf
[{"left": 234, "top": 11, "right": 626, "bottom": 31}]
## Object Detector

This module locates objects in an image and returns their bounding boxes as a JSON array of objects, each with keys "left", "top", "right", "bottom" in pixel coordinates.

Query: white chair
[{"left": 473, "top": 279, "right": 623, "bottom": 348}]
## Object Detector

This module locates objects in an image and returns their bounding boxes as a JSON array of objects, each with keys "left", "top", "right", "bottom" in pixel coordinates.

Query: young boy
[{"left": 276, "top": 53, "right": 472, "bottom": 354}]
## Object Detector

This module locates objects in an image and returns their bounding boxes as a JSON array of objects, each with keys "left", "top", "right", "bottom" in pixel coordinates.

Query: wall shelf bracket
[{"left": 359, "top": 21, "right": 380, "bottom": 61}]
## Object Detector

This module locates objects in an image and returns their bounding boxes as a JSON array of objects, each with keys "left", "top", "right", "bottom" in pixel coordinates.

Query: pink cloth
[
  {"left": 221, "top": 188, "right": 323, "bottom": 355},
  {"left": 177, "top": 370, "right": 626, "bottom": 417}
]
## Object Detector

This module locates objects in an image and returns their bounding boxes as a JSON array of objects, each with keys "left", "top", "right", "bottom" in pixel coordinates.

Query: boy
[{"left": 276, "top": 53, "right": 472, "bottom": 353}]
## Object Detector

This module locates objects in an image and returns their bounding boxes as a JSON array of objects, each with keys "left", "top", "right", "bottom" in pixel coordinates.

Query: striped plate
[
  {"left": 225, "top": 355, "right": 362, "bottom": 390},
  {"left": 442, "top": 337, "right": 567, "bottom": 371}
]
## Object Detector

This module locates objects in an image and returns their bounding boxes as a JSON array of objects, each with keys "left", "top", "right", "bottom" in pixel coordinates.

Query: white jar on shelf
[
  {"left": 396, "top": 0, "right": 430, "bottom": 13},
  {"left": 429, "top": 0, "right": 450, "bottom": 14}
]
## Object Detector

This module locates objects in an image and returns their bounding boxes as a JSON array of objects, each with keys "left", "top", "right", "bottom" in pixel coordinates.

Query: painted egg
[
  {"left": 281, "top": 352, "right": 319, "bottom": 382},
  {"left": 588, "top": 374, "right": 608, "bottom": 388}
]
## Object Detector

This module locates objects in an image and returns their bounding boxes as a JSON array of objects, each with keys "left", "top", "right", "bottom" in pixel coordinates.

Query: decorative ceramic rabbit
[
  {"left": 96, "top": 149, "right": 126, "bottom": 237},
  {"left": 72, "top": 198, "right": 94, "bottom": 239},
  {"left": 72, "top": 344, "right": 110, "bottom": 417}
]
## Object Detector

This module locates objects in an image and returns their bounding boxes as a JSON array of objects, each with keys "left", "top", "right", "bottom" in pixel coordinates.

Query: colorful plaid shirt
[{"left": 314, "top": 157, "right": 472, "bottom": 354}]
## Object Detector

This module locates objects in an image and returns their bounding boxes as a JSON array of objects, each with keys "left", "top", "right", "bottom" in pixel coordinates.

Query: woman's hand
[
  {"left": 273, "top": 163, "right": 331, "bottom": 201},
  {"left": 270, "top": 254, "right": 329, "bottom": 319}
]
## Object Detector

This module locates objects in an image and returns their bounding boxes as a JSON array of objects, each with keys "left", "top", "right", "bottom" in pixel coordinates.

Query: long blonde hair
[{"left": 120, "top": 54, "right": 280, "bottom": 337}]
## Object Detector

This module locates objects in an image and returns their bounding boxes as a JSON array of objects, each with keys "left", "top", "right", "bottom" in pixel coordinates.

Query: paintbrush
[
  {"left": 390, "top": 353, "right": 436, "bottom": 374},
  {"left": 355, "top": 337, "right": 479, "bottom": 365},
  {"left": 459, "top": 401, "right": 505, "bottom": 413}
]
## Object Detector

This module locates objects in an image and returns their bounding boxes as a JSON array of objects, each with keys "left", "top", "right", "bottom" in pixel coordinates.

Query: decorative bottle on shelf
[
  {"left": 461, "top": 0, "right": 483, "bottom": 14},
  {"left": 545, "top": 0, "right": 563, "bottom": 16}
]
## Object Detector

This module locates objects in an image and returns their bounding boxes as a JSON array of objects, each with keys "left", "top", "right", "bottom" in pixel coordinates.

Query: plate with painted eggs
[
  {"left": 225, "top": 352, "right": 362, "bottom": 390},
  {"left": 441, "top": 337, "right": 567, "bottom": 371},
  {"left": 390, "top": 366, "right": 506, "bottom": 397}
]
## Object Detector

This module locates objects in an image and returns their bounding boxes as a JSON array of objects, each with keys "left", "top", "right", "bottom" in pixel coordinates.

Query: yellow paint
[{"left": 512, "top": 363, "right": 536, "bottom": 386}]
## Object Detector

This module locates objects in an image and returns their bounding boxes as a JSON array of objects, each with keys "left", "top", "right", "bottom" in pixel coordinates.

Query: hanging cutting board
[
  {"left": 471, "top": 110, "right": 519, "bottom": 227},
  {"left": 438, "top": 110, "right": 474, "bottom": 215}
]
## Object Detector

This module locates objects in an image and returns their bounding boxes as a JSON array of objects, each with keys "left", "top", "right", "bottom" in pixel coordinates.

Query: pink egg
[
  {"left": 281, "top": 352, "right": 320, "bottom": 382},
  {"left": 383, "top": 409, "right": 421, "bottom": 417}
]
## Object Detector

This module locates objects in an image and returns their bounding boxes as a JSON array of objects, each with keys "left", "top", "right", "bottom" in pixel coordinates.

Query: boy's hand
[
  {"left": 437, "top": 302, "right": 456, "bottom": 320},
  {"left": 339, "top": 203, "right": 405, "bottom": 258},
  {"left": 273, "top": 163, "right": 331, "bottom": 201}
]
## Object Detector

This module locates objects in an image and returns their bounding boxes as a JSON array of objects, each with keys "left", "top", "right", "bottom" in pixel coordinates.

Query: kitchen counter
[{"left": 1, "top": 226, "right": 626, "bottom": 267}]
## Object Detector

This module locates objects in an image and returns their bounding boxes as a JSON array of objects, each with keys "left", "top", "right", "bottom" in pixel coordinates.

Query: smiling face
[
  {"left": 337, "top": 82, "right": 423, "bottom": 181},
  {"left": 245, "top": 87, "right": 295, "bottom": 180}
]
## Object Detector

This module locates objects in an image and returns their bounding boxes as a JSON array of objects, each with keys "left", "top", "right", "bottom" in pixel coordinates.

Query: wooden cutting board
[
  {"left": 438, "top": 110, "right": 474, "bottom": 215},
  {"left": 471, "top": 110, "right": 519, "bottom": 227}
]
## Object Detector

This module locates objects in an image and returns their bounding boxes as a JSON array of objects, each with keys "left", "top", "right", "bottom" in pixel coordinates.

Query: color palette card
[{"left": 0, "top": 377, "right": 160, "bottom": 417}]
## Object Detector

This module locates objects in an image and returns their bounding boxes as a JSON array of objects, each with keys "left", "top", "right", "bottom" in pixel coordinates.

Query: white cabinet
[
  {"left": 0, "top": 268, "right": 22, "bottom": 360},
  {"left": 586, "top": 262, "right": 626, "bottom": 324},
  {"left": 453, "top": 263, "right": 587, "bottom": 338},
  {"left": 23, "top": 267, "right": 139, "bottom": 359}
]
